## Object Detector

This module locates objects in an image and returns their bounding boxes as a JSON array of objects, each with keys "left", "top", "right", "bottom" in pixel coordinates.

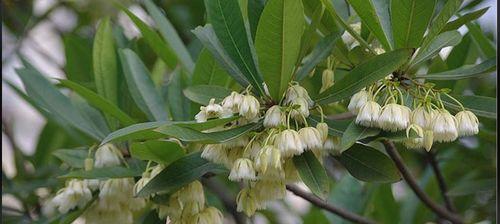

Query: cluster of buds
[
  {"left": 348, "top": 80, "right": 479, "bottom": 151},
  {"left": 199, "top": 83, "right": 338, "bottom": 216},
  {"left": 43, "top": 144, "right": 146, "bottom": 224}
]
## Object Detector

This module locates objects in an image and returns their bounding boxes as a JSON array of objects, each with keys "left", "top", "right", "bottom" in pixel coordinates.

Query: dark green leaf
[
  {"left": 130, "top": 140, "right": 186, "bottom": 164},
  {"left": 248, "top": 0, "right": 266, "bottom": 40},
  {"left": 295, "top": 32, "right": 340, "bottom": 81},
  {"left": 293, "top": 151, "right": 330, "bottom": 199},
  {"left": 340, "top": 121, "right": 380, "bottom": 152},
  {"left": 442, "top": 7, "right": 489, "bottom": 32},
  {"left": 53, "top": 148, "right": 88, "bottom": 168},
  {"left": 420, "top": 0, "right": 464, "bottom": 50},
  {"left": 417, "top": 58, "right": 496, "bottom": 80},
  {"left": 467, "top": 22, "right": 496, "bottom": 59},
  {"left": 183, "top": 84, "right": 232, "bottom": 105},
  {"left": 441, "top": 94, "right": 496, "bottom": 119},
  {"left": 119, "top": 49, "right": 168, "bottom": 121},
  {"left": 367, "top": 184, "right": 400, "bottom": 223},
  {"left": 166, "top": 68, "right": 190, "bottom": 121},
  {"left": 315, "top": 49, "right": 411, "bottom": 104},
  {"left": 347, "top": 0, "right": 393, "bottom": 50},
  {"left": 335, "top": 143, "right": 401, "bottom": 182},
  {"left": 63, "top": 34, "right": 93, "bottom": 84},
  {"left": 61, "top": 166, "right": 143, "bottom": 179},
  {"left": 412, "top": 31, "right": 462, "bottom": 66},
  {"left": 137, "top": 152, "right": 227, "bottom": 196},
  {"left": 391, "top": 0, "right": 436, "bottom": 48}
]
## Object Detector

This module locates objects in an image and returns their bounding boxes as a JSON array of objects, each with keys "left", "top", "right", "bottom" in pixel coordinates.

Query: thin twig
[
  {"left": 327, "top": 111, "right": 355, "bottom": 120},
  {"left": 286, "top": 185, "right": 377, "bottom": 224},
  {"left": 201, "top": 178, "right": 246, "bottom": 224},
  {"left": 381, "top": 140, "right": 463, "bottom": 224},
  {"left": 425, "top": 151, "right": 456, "bottom": 213}
]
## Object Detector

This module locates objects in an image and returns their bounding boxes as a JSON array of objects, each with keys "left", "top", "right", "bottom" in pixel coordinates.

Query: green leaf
[
  {"left": 61, "top": 166, "right": 143, "bottom": 179},
  {"left": 447, "top": 178, "right": 495, "bottom": 196},
  {"left": 16, "top": 68, "right": 104, "bottom": 140},
  {"left": 183, "top": 84, "right": 232, "bottom": 105},
  {"left": 93, "top": 17, "right": 118, "bottom": 108},
  {"left": 58, "top": 79, "right": 136, "bottom": 126},
  {"left": 53, "top": 148, "right": 88, "bottom": 168},
  {"left": 417, "top": 58, "right": 496, "bottom": 80},
  {"left": 307, "top": 115, "right": 351, "bottom": 136},
  {"left": 63, "top": 34, "right": 94, "bottom": 84},
  {"left": 303, "top": 207, "right": 330, "bottom": 224},
  {"left": 442, "top": 7, "right": 489, "bottom": 32},
  {"left": 420, "top": 0, "right": 464, "bottom": 50},
  {"left": 121, "top": 6, "right": 178, "bottom": 69},
  {"left": 205, "top": 0, "right": 267, "bottom": 96},
  {"left": 391, "top": 0, "right": 436, "bottom": 48},
  {"left": 347, "top": 0, "right": 393, "bottom": 50},
  {"left": 441, "top": 94, "right": 496, "bottom": 119},
  {"left": 298, "top": 3, "right": 325, "bottom": 62},
  {"left": 32, "top": 122, "right": 68, "bottom": 166},
  {"left": 154, "top": 121, "right": 262, "bottom": 143},
  {"left": 367, "top": 184, "right": 400, "bottom": 223},
  {"left": 334, "top": 143, "right": 401, "bottom": 182},
  {"left": 293, "top": 151, "right": 330, "bottom": 199},
  {"left": 119, "top": 49, "right": 168, "bottom": 121},
  {"left": 315, "top": 49, "right": 411, "bottom": 104},
  {"left": 166, "top": 68, "right": 190, "bottom": 121},
  {"left": 467, "top": 22, "right": 496, "bottom": 59},
  {"left": 248, "top": 0, "right": 266, "bottom": 40},
  {"left": 137, "top": 152, "right": 227, "bottom": 196},
  {"left": 130, "top": 140, "right": 186, "bottom": 164},
  {"left": 412, "top": 31, "right": 462, "bottom": 66},
  {"left": 143, "top": 0, "right": 194, "bottom": 73},
  {"left": 192, "top": 25, "right": 250, "bottom": 87},
  {"left": 340, "top": 121, "right": 380, "bottom": 152},
  {"left": 254, "top": 0, "right": 305, "bottom": 100},
  {"left": 295, "top": 32, "right": 341, "bottom": 81},
  {"left": 192, "top": 49, "right": 231, "bottom": 86}
]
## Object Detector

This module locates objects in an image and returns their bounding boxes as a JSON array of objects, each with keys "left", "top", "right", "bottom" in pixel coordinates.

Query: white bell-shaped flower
[
  {"left": 284, "top": 84, "right": 313, "bottom": 106},
  {"left": 263, "top": 105, "right": 283, "bottom": 128},
  {"left": 411, "top": 106, "right": 436, "bottom": 130},
  {"left": 239, "top": 95, "right": 260, "bottom": 119},
  {"left": 298, "top": 127, "right": 323, "bottom": 149},
  {"left": 347, "top": 90, "right": 369, "bottom": 114},
  {"left": 432, "top": 110, "right": 458, "bottom": 142},
  {"left": 320, "top": 69, "right": 334, "bottom": 93},
  {"left": 97, "top": 178, "right": 135, "bottom": 211},
  {"left": 290, "top": 97, "right": 310, "bottom": 121},
  {"left": 275, "top": 130, "right": 304, "bottom": 157},
  {"left": 222, "top": 91, "right": 244, "bottom": 113},
  {"left": 455, "top": 110, "right": 479, "bottom": 136},
  {"left": 51, "top": 179, "right": 92, "bottom": 214},
  {"left": 316, "top": 122, "right": 329, "bottom": 142},
  {"left": 378, "top": 103, "right": 411, "bottom": 132},
  {"left": 229, "top": 158, "right": 256, "bottom": 181},
  {"left": 255, "top": 145, "right": 281, "bottom": 173},
  {"left": 205, "top": 98, "right": 223, "bottom": 116},
  {"left": 94, "top": 144, "right": 122, "bottom": 168},
  {"left": 195, "top": 107, "right": 208, "bottom": 123},
  {"left": 236, "top": 188, "right": 259, "bottom": 216},
  {"left": 355, "top": 101, "right": 381, "bottom": 127},
  {"left": 201, "top": 144, "right": 228, "bottom": 165}
]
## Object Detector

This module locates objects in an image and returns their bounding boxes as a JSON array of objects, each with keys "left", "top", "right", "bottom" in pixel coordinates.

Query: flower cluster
[
  {"left": 43, "top": 144, "right": 146, "bottom": 223},
  {"left": 199, "top": 83, "right": 339, "bottom": 216},
  {"left": 348, "top": 81, "right": 479, "bottom": 151}
]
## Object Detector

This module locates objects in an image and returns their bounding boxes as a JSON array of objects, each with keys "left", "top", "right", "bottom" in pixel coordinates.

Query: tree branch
[
  {"left": 286, "top": 185, "right": 377, "bottom": 224},
  {"left": 327, "top": 111, "right": 355, "bottom": 120},
  {"left": 425, "top": 150, "right": 456, "bottom": 213},
  {"left": 381, "top": 140, "right": 463, "bottom": 224},
  {"left": 201, "top": 178, "right": 246, "bottom": 224}
]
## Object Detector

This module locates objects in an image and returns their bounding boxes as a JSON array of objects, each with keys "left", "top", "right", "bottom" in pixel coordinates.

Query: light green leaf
[
  {"left": 255, "top": 0, "right": 305, "bottom": 100},
  {"left": 420, "top": 0, "right": 464, "bottom": 50},
  {"left": 441, "top": 94, "right": 496, "bottom": 119},
  {"left": 166, "top": 68, "right": 190, "bottom": 121},
  {"left": 391, "top": 0, "right": 436, "bottom": 48},
  {"left": 412, "top": 31, "right": 462, "bottom": 66},
  {"left": 58, "top": 79, "right": 136, "bottom": 126},
  {"left": 130, "top": 140, "right": 186, "bottom": 164},
  {"left": 205, "top": 0, "right": 267, "bottom": 96},
  {"left": 367, "top": 184, "right": 400, "bottom": 223},
  {"left": 298, "top": 3, "right": 325, "bottom": 62},
  {"left": 295, "top": 32, "right": 341, "bottom": 81},
  {"left": 143, "top": 0, "right": 194, "bottom": 73},
  {"left": 63, "top": 34, "right": 93, "bottom": 84},
  {"left": 93, "top": 17, "right": 118, "bottom": 109},
  {"left": 183, "top": 84, "right": 232, "bottom": 105},
  {"left": 293, "top": 151, "right": 330, "bottom": 199},
  {"left": 154, "top": 121, "right": 262, "bottom": 143},
  {"left": 315, "top": 49, "right": 411, "bottom": 104},
  {"left": 61, "top": 166, "right": 143, "bottom": 179},
  {"left": 340, "top": 121, "right": 380, "bottom": 152},
  {"left": 16, "top": 68, "right": 104, "bottom": 140},
  {"left": 119, "top": 49, "right": 168, "bottom": 121},
  {"left": 347, "top": 0, "right": 393, "bottom": 50},
  {"left": 467, "top": 22, "right": 496, "bottom": 59},
  {"left": 334, "top": 143, "right": 401, "bottom": 182},
  {"left": 192, "top": 49, "right": 231, "bottom": 86},
  {"left": 137, "top": 152, "right": 227, "bottom": 196},
  {"left": 53, "top": 148, "right": 88, "bottom": 168},
  {"left": 417, "top": 58, "right": 496, "bottom": 80},
  {"left": 442, "top": 7, "right": 489, "bottom": 32}
]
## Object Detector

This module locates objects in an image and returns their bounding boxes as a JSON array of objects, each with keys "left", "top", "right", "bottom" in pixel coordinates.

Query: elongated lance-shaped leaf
[
  {"left": 298, "top": 3, "right": 325, "bottom": 62},
  {"left": 340, "top": 121, "right": 380, "bottom": 152},
  {"left": 247, "top": 0, "right": 266, "bottom": 40},
  {"left": 254, "top": 0, "right": 305, "bottom": 100},
  {"left": 441, "top": 94, "right": 496, "bottom": 119},
  {"left": 467, "top": 22, "right": 496, "bottom": 59},
  {"left": 314, "top": 49, "right": 411, "bottom": 104},
  {"left": 205, "top": 0, "right": 267, "bottom": 96},
  {"left": 442, "top": 7, "right": 489, "bottom": 32},
  {"left": 166, "top": 68, "right": 190, "bottom": 121},
  {"left": 130, "top": 140, "right": 185, "bottom": 164},
  {"left": 391, "top": 0, "right": 436, "bottom": 49},
  {"left": 412, "top": 31, "right": 462, "bottom": 66},
  {"left": 183, "top": 84, "right": 232, "bottom": 105},
  {"left": 295, "top": 32, "right": 340, "bottom": 81},
  {"left": 347, "top": 0, "right": 393, "bottom": 50},
  {"left": 143, "top": 0, "right": 194, "bottom": 73},
  {"left": 420, "top": 0, "right": 464, "bottom": 51},
  {"left": 119, "top": 49, "right": 169, "bottom": 121},
  {"left": 417, "top": 58, "right": 496, "bottom": 80},
  {"left": 293, "top": 151, "right": 330, "bottom": 199},
  {"left": 192, "top": 49, "right": 231, "bottom": 86},
  {"left": 192, "top": 25, "right": 250, "bottom": 88}
]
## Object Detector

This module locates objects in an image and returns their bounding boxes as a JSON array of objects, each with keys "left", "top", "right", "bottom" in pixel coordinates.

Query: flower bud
[
  {"left": 298, "top": 127, "right": 323, "bottom": 149},
  {"left": 236, "top": 188, "right": 259, "bottom": 216},
  {"left": 263, "top": 105, "right": 283, "bottom": 128},
  {"left": 239, "top": 95, "right": 260, "bottom": 119},
  {"left": 424, "top": 130, "right": 434, "bottom": 152},
  {"left": 455, "top": 110, "right": 479, "bottom": 136},
  {"left": 84, "top": 158, "right": 94, "bottom": 171},
  {"left": 378, "top": 104, "right": 411, "bottom": 132},
  {"left": 94, "top": 144, "right": 122, "bottom": 168},
  {"left": 275, "top": 130, "right": 304, "bottom": 157},
  {"left": 355, "top": 101, "right": 381, "bottom": 127},
  {"left": 229, "top": 158, "right": 256, "bottom": 181},
  {"left": 432, "top": 109, "right": 458, "bottom": 142},
  {"left": 348, "top": 90, "right": 369, "bottom": 114},
  {"left": 403, "top": 124, "right": 424, "bottom": 149},
  {"left": 320, "top": 69, "right": 334, "bottom": 93},
  {"left": 316, "top": 122, "right": 329, "bottom": 142},
  {"left": 411, "top": 106, "right": 436, "bottom": 129}
]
